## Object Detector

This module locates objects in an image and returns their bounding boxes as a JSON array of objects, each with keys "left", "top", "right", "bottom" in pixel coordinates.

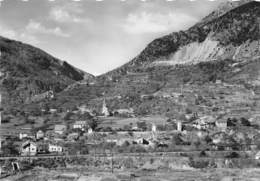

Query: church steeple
[{"left": 102, "top": 99, "right": 109, "bottom": 117}]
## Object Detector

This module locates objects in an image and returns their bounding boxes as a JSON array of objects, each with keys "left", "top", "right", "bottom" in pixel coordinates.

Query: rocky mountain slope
[
  {"left": 0, "top": 36, "right": 94, "bottom": 107},
  {"left": 104, "top": 1, "right": 260, "bottom": 78}
]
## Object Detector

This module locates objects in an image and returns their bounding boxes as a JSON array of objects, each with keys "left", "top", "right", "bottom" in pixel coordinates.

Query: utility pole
[
  {"left": 110, "top": 147, "right": 114, "bottom": 173},
  {"left": 0, "top": 111, "right": 1, "bottom": 153}
]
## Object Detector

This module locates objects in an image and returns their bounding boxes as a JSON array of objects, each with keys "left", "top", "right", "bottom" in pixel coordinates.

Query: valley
[{"left": 0, "top": 1, "right": 260, "bottom": 180}]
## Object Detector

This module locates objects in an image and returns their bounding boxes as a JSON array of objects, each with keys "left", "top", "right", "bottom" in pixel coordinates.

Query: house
[
  {"left": 177, "top": 121, "right": 182, "bottom": 132},
  {"left": 78, "top": 105, "right": 94, "bottom": 115},
  {"left": 37, "top": 143, "right": 48, "bottom": 154},
  {"left": 216, "top": 120, "right": 227, "bottom": 131},
  {"left": 193, "top": 116, "right": 215, "bottom": 130},
  {"left": 151, "top": 124, "right": 157, "bottom": 132},
  {"left": 67, "top": 132, "right": 79, "bottom": 141},
  {"left": 73, "top": 121, "right": 87, "bottom": 130},
  {"left": 20, "top": 141, "right": 37, "bottom": 156},
  {"left": 112, "top": 108, "right": 134, "bottom": 117},
  {"left": 19, "top": 133, "right": 29, "bottom": 140},
  {"left": 134, "top": 138, "right": 149, "bottom": 145},
  {"left": 54, "top": 124, "right": 67, "bottom": 134},
  {"left": 19, "top": 132, "right": 35, "bottom": 140},
  {"left": 49, "top": 109, "right": 57, "bottom": 114},
  {"left": 255, "top": 151, "right": 260, "bottom": 159},
  {"left": 88, "top": 128, "right": 93, "bottom": 134},
  {"left": 215, "top": 80, "right": 222, "bottom": 84},
  {"left": 36, "top": 130, "right": 44, "bottom": 140},
  {"left": 49, "top": 144, "right": 63, "bottom": 153}
]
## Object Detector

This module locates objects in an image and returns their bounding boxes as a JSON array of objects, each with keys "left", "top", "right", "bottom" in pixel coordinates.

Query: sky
[{"left": 0, "top": 0, "right": 225, "bottom": 75}]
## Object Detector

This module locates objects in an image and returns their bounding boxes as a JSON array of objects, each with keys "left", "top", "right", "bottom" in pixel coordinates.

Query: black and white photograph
[{"left": 0, "top": 0, "right": 260, "bottom": 180}]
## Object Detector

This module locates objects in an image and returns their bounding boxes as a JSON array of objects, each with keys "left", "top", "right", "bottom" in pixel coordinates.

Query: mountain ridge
[
  {"left": 0, "top": 35, "right": 94, "bottom": 107},
  {"left": 101, "top": 1, "right": 260, "bottom": 79}
]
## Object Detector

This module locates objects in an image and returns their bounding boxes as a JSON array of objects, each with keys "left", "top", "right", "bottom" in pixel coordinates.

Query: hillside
[
  {"left": 0, "top": 36, "right": 94, "bottom": 108},
  {"left": 46, "top": 1, "right": 260, "bottom": 117},
  {"left": 4, "top": 1, "right": 260, "bottom": 122}
]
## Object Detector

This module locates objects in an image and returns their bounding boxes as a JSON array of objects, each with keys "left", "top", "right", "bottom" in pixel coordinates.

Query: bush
[
  {"left": 226, "top": 152, "right": 240, "bottom": 158},
  {"left": 189, "top": 157, "right": 210, "bottom": 168}
]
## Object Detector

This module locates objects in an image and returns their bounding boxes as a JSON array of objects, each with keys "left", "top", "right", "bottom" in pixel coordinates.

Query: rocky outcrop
[{"left": 105, "top": 1, "right": 260, "bottom": 77}]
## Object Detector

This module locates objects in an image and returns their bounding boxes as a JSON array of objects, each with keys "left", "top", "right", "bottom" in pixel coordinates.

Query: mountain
[
  {"left": 201, "top": 0, "right": 252, "bottom": 23},
  {"left": 47, "top": 1, "right": 260, "bottom": 117},
  {"left": 5, "top": 1, "right": 259, "bottom": 121},
  {"left": 0, "top": 36, "right": 94, "bottom": 108},
  {"left": 105, "top": 1, "right": 260, "bottom": 77}
]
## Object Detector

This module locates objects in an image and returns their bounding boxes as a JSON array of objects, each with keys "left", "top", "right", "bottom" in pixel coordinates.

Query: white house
[
  {"left": 73, "top": 121, "right": 87, "bottom": 130},
  {"left": 21, "top": 141, "right": 37, "bottom": 156},
  {"left": 177, "top": 121, "right": 182, "bottom": 132},
  {"left": 88, "top": 128, "right": 93, "bottom": 134},
  {"left": 78, "top": 105, "right": 94, "bottom": 115},
  {"left": 255, "top": 151, "right": 260, "bottom": 159},
  {"left": 151, "top": 124, "right": 157, "bottom": 132},
  {"left": 19, "top": 133, "right": 29, "bottom": 140},
  {"left": 134, "top": 138, "right": 149, "bottom": 145},
  {"left": 49, "top": 109, "right": 57, "bottom": 114},
  {"left": 54, "top": 124, "right": 67, "bottom": 134},
  {"left": 36, "top": 130, "right": 44, "bottom": 140},
  {"left": 216, "top": 120, "right": 227, "bottom": 131},
  {"left": 112, "top": 108, "right": 134, "bottom": 116},
  {"left": 19, "top": 132, "right": 35, "bottom": 140},
  {"left": 48, "top": 144, "right": 63, "bottom": 153}
]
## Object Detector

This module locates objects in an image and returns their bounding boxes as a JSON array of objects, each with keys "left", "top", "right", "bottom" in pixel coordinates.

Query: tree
[
  {"left": 2, "top": 142, "right": 19, "bottom": 156},
  {"left": 87, "top": 118, "right": 98, "bottom": 130},
  {"left": 204, "top": 135, "right": 212, "bottom": 144},
  {"left": 64, "top": 112, "right": 73, "bottom": 121},
  {"left": 240, "top": 117, "right": 251, "bottom": 126},
  {"left": 227, "top": 118, "right": 237, "bottom": 127},
  {"left": 137, "top": 121, "right": 147, "bottom": 131}
]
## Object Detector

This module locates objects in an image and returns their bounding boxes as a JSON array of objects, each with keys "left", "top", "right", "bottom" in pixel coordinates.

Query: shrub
[{"left": 189, "top": 157, "right": 210, "bottom": 168}]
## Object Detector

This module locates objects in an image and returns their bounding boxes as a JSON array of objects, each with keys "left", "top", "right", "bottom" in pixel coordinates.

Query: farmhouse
[{"left": 20, "top": 141, "right": 37, "bottom": 156}]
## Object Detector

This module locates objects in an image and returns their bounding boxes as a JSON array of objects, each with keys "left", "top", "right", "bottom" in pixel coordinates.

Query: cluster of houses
[
  {"left": 13, "top": 98, "right": 257, "bottom": 156},
  {"left": 18, "top": 120, "right": 94, "bottom": 156},
  {"left": 21, "top": 140, "right": 63, "bottom": 156}
]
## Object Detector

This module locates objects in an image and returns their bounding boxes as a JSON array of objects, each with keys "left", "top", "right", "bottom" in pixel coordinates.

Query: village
[{"left": 1, "top": 95, "right": 260, "bottom": 160}]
